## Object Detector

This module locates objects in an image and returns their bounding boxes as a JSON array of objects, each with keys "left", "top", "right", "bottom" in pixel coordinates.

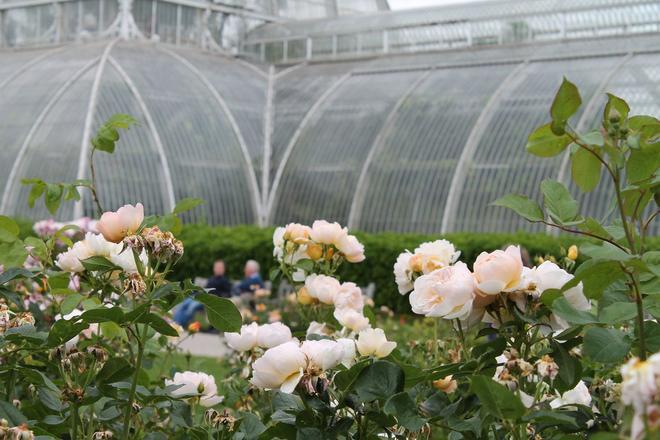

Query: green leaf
[
  {"left": 0, "top": 240, "right": 29, "bottom": 268},
  {"left": 141, "top": 313, "right": 180, "bottom": 337},
  {"left": 603, "top": 93, "right": 630, "bottom": 125},
  {"left": 26, "top": 181, "right": 46, "bottom": 208},
  {"left": 491, "top": 194, "right": 544, "bottom": 222},
  {"left": 526, "top": 123, "right": 572, "bottom": 157},
  {"left": 599, "top": 302, "right": 638, "bottom": 324},
  {"left": 60, "top": 293, "right": 84, "bottom": 315},
  {"left": 644, "top": 321, "right": 660, "bottom": 352},
  {"left": 92, "top": 114, "right": 137, "bottom": 154},
  {"left": 522, "top": 410, "right": 579, "bottom": 429},
  {"left": 44, "top": 183, "right": 63, "bottom": 215},
  {"left": 0, "top": 400, "right": 27, "bottom": 426},
  {"left": 334, "top": 360, "right": 369, "bottom": 392},
  {"left": 173, "top": 198, "right": 204, "bottom": 215},
  {"left": 81, "top": 306, "right": 124, "bottom": 323},
  {"left": 98, "top": 357, "right": 135, "bottom": 383},
  {"left": 583, "top": 327, "right": 631, "bottom": 363},
  {"left": 354, "top": 360, "right": 404, "bottom": 402},
  {"left": 383, "top": 392, "right": 426, "bottom": 432},
  {"left": 24, "top": 236, "right": 48, "bottom": 260},
  {"left": 580, "top": 242, "right": 631, "bottom": 262},
  {"left": 236, "top": 413, "right": 266, "bottom": 438},
  {"left": 196, "top": 293, "right": 242, "bottom": 332},
  {"left": 551, "top": 77, "right": 582, "bottom": 128},
  {"left": 566, "top": 259, "right": 625, "bottom": 300},
  {"left": 469, "top": 375, "right": 525, "bottom": 420},
  {"left": 0, "top": 215, "right": 20, "bottom": 240},
  {"left": 0, "top": 268, "right": 34, "bottom": 285},
  {"left": 541, "top": 180, "right": 579, "bottom": 223},
  {"left": 551, "top": 297, "right": 598, "bottom": 325},
  {"left": 551, "top": 340, "right": 581, "bottom": 390},
  {"left": 570, "top": 146, "right": 601, "bottom": 192},
  {"left": 80, "top": 256, "right": 121, "bottom": 272}
]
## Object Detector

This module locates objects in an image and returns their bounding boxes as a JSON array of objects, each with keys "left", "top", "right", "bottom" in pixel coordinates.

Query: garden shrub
[{"left": 172, "top": 225, "right": 659, "bottom": 311}]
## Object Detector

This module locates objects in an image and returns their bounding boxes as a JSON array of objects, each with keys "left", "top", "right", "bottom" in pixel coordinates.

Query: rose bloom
[
  {"left": 356, "top": 328, "right": 396, "bottom": 358},
  {"left": 393, "top": 251, "right": 414, "bottom": 295},
  {"left": 309, "top": 220, "right": 347, "bottom": 245},
  {"left": 82, "top": 232, "right": 123, "bottom": 258},
  {"left": 283, "top": 223, "right": 311, "bottom": 244},
  {"left": 165, "top": 371, "right": 223, "bottom": 407},
  {"left": 110, "top": 249, "right": 148, "bottom": 274},
  {"left": 251, "top": 341, "right": 307, "bottom": 393},
  {"left": 305, "top": 274, "right": 341, "bottom": 305},
  {"left": 473, "top": 245, "right": 523, "bottom": 295},
  {"left": 337, "top": 338, "right": 357, "bottom": 367},
  {"left": 532, "top": 261, "right": 590, "bottom": 310},
  {"left": 301, "top": 339, "right": 345, "bottom": 371},
  {"left": 336, "top": 234, "right": 365, "bottom": 263},
  {"left": 225, "top": 322, "right": 259, "bottom": 352},
  {"left": 334, "top": 307, "right": 370, "bottom": 333},
  {"left": 414, "top": 239, "right": 460, "bottom": 273},
  {"left": 550, "top": 381, "right": 592, "bottom": 409},
  {"left": 97, "top": 203, "right": 144, "bottom": 243},
  {"left": 306, "top": 321, "right": 332, "bottom": 337},
  {"left": 56, "top": 241, "right": 92, "bottom": 273},
  {"left": 433, "top": 375, "right": 458, "bottom": 394},
  {"left": 409, "top": 262, "right": 475, "bottom": 320},
  {"left": 256, "top": 322, "right": 293, "bottom": 348},
  {"left": 621, "top": 353, "right": 660, "bottom": 413},
  {"left": 333, "top": 282, "right": 364, "bottom": 312}
]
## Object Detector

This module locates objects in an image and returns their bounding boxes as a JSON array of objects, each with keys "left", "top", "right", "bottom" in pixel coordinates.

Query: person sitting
[
  {"left": 235, "top": 259, "right": 264, "bottom": 294},
  {"left": 206, "top": 259, "right": 231, "bottom": 298}
]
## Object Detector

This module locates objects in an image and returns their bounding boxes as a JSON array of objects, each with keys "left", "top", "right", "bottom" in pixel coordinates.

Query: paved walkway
[{"left": 177, "top": 332, "right": 231, "bottom": 358}]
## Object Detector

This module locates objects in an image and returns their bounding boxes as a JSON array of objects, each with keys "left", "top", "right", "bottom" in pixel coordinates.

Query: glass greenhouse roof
[{"left": 0, "top": 0, "right": 658, "bottom": 235}]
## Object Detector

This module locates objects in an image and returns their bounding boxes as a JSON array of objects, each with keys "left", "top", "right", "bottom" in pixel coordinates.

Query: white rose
[
  {"left": 550, "top": 381, "right": 592, "bottom": 409},
  {"left": 337, "top": 338, "right": 357, "bottom": 368},
  {"left": 301, "top": 339, "right": 344, "bottom": 371},
  {"left": 473, "top": 245, "right": 523, "bottom": 295},
  {"left": 165, "top": 371, "right": 223, "bottom": 407},
  {"left": 110, "top": 249, "right": 148, "bottom": 274},
  {"left": 393, "top": 252, "right": 414, "bottom": 295},
  {"left": 409, "top": 262, "right": 475, "bottom": 320},
  {"left": 257, "top": 322, "right": 293, "bottom": 348},
  {"left": 56, "top": 241, "right": 93, "bottom": 273},
  {"left": 251, "top": 341, "right": 307, "bottom": 393},
  {"left": 621, "top": 353, "right": 660, "bottom": 413},
  {"left": 82, "top": 232, "right": 123, "bottom": 258},
  {"left": 414, "top": 239, "right": 460, "bottom": 273},
  {"left": 225, "top": 322, "right": 259, "bottom": 352},
  {"left": 336, "top": 234, "right": 365, "bottom": 263},
  {"left": 356, "top": 328, "right": 396, "bottom": 358},
  {"left": 273, "top": 227, "right": 285, "bottom": 260},
  {"left": 533, "top": 261, "right": 590, "bottom": 311},
  {"left": 333, "top": 282, "right": 364, "bottom": 312},
  {"left": 309, "top": 220, "right": 347, "bottom": 245},
  {"left": 306, "top": 321, "right": 332, "bottom": 337},
  {"left": 305, "top": 274, "right": 341, "bottom": 305},
  {"left": 334, "top": 308, "right": 370, "bottom": 333}
]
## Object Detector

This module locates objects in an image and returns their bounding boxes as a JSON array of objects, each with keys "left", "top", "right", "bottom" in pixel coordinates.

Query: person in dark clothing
[
  {"left": 235, "top": 259, "right": 264, "bottom": 294},
  {"left": 207, "top": 259, "right": 232, "bottom": 297}
]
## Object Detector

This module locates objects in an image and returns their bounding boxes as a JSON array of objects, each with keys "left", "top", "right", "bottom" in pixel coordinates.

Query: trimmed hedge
[{"left": 172, "top": 224, "right": 660, "bottom": 312}]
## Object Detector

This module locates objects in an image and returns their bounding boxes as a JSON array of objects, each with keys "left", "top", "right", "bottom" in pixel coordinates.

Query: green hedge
[{"left": 172, "top": 224, "right": 660, "bottom": 312}]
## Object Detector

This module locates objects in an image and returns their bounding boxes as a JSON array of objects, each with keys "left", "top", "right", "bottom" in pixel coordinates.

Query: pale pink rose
[
  {"left": 97, "top": 203, "right": 144, "bottom": 243},
  {"left": 414, "top": 239, "right": 460, "bottom": 273},
  {"left": 409, "top": 261, "right": 475, "bottom": 320},
  {"left": 334, "top": 308, "right": 370, "bottom": 332},
  {"left": 356, "top": 328, "right": 396, "bottom": 358},
  {"left": 473, "top": 245, "right": 523, "bottom": 295},
  {"left": 283, "top": 223, "right": 311, "bottom": 244},
  {"left": 336, "top": 234, "right": 365, "bottom": 263},
  {"left": 333, "top": 282, "right": 364, "bottom": 312},
  {"left": 305, "top": 274, "right": 341, "bottom": 305},
  {"left": 393, "top": 251, "right": 414, "bottom": 295},
  {"left": 309, "top": 220, "right": 347, "bottom": 245},
  {"left": 251, "top": 341, "right": 307, "bottom": 393}
]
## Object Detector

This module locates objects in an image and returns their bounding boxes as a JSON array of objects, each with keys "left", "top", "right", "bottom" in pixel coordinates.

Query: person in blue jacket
[{"left": 235, "top": 259, "right": 264, "bottom": 294}]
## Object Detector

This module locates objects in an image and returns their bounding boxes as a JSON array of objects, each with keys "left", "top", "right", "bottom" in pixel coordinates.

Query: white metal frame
[
  {"left": 0, "top": 57, "right": 101, "bottom": 214},
  {"left": 159, "top": 46, "right": 263, "bottom": 223},
  {"left": 441, "top": 60, "right": 529, "bottom": 233},
  {"left": 264, "top": 71, "right": 351, "bottom": 223},
  {"left": 107, "top": 55, "right": 177, "bottom": 211},
  {"left": 347, "top": 69, "right": 432, "bottom": 229}
]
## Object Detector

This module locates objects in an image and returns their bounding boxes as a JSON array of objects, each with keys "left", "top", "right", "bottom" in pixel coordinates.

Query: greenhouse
[
  {"left": 0, "top": 1, "right": 659, "bottom": 439},
  {"left": 0, "top": 0, "right": 658, "bottom": 234}
]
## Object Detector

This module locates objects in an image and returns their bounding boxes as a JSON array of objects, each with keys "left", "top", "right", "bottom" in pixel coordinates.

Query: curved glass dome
[{"left": 0, "top": 33, "right": 659, "bottom": 234}]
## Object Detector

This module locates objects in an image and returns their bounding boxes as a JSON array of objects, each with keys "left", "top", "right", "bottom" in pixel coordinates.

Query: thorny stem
[
  {"left": 121, "top": 323, "right": 148, "bottom": 440},
  {"left": 88, "top": 148, "right": 104, "bottom": 216}
]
